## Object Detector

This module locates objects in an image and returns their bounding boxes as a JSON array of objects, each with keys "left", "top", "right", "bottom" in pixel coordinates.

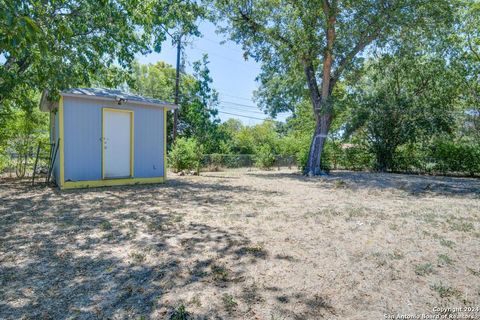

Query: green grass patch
[{"left": 415, "top": 263, "right": 434, "bottom": 276}]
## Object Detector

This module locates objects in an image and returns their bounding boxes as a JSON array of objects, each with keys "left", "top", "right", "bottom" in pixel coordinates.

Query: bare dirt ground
[{"left": 1, "top": 169, "right": 480, "bottom": 320}]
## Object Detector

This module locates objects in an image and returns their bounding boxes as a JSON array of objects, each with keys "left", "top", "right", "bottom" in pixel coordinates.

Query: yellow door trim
[{"left": 102, "top": 107, "right": 134, "bottom": 179}]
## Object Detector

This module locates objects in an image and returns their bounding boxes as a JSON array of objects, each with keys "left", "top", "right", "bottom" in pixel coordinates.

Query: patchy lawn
[{"left": 1, "top": 169, "right": 479, "bottom": 319}]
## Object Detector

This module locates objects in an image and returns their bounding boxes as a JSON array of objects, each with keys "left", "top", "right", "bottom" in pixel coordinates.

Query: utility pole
[{"left": 173, "top": 35, "right": 181, "bottom": 142}]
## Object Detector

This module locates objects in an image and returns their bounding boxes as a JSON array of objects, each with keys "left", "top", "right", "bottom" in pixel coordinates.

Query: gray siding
[
  {"left": 62, "top": 96, "right": 165, "bottom": 182},
  {"left": 133, "top": 106, "right": 165, "bottom": 178}
]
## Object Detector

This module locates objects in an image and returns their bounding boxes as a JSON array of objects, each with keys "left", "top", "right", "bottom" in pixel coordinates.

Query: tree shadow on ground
[
  {"left": 246, "top": 171, "right": 480, "bottom": 197},
  {"left": 0, "top": 179, "right": 281, "bottom": 319}
]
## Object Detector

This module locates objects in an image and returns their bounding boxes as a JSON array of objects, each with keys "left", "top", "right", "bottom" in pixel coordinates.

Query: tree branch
[
  {"left": 322, "top": 0, "right": 330, "bottom": 17},
  {"left": 467, "top": 37, "right": 480, "bottom": 63},
  {"left": 237, "top": 10, "right": 294, "bottom": 50},
  {"left": 331, "top": 1, "right": 391, "bottom": 86},
  {"left": 303, "top": 59, "right": 322, "bottom": 114},
  {"left": 331, "top": 25, "right": 381, "bottom": 86}
]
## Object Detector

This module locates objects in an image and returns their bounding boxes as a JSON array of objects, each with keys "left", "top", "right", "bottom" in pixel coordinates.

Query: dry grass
[{"left": 1, "top": 169, "right": 480, "bottom": 319}]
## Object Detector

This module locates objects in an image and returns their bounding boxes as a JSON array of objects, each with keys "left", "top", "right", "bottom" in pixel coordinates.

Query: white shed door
[{"left": 103, "top": 110, "right": 132, "bottom": 178}]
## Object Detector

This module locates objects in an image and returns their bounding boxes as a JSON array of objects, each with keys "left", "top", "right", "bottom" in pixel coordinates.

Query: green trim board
[{"left": 61, "top": 177, "right": 165, "bottom": 190}]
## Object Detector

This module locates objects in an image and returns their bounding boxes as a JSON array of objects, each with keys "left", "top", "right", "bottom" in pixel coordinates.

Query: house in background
[{"left": 40, "top": 88, "right": 177, "bottom": 189}]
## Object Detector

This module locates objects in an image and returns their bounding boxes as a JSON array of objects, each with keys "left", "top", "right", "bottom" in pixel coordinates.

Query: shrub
[
  {"left": 254, "top": 144, "right": 276, "bottom": 169},
  {"left": 429, "top": 138, "right": 480, "bottom": 175},
  {"left": 393, "top": 143, "right": 428, "bottom": 173},
  {"left": 0, "top": 153, "right": 10, "bottom": 173},
  {"left": 292, "top": 134, "right": 311, "bottom": 171},
  {"left": 340, "top": 144, "right": 373, "bottom": 171},
  {"left": 169, "top": 137, "right": 203, "bottom": 173},
  {"left": 206, "top": 153, "right": 223, "bottom": 171}
]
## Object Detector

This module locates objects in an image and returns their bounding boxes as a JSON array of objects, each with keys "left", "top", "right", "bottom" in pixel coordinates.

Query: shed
[{"left": 41, "top": 88, "right": 177, "bottom": 189}]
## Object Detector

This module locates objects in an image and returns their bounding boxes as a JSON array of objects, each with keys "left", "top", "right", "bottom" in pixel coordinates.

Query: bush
[
  {"left": 206, "top": 153, "right": 223, "bottom": 171},
  {"left": 430, "top": 138, "right": 480, "bottom": 176},
  {"left": 0, "top": 153, "right": 11, "bottom": 173},
  {"left": 254, "top": 144, "right": 276, "bottom": 169},
  {"left": 340, "top": 144, "right": 373, "bottom": 171},
  {"left": 291, "top": 134, "right": 311, "bottom": 172},
  {"left": 169, "top": 137, "right": 203, "bottom": 173},
  {"left": 393, "top": 143, "right": 428, "bottom": 173}
]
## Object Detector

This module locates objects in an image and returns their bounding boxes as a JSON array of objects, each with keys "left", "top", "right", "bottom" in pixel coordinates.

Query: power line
[
  {"left": 189, "top": 46, "right": 259, "bottom": 70},
  {"left": 219, "top": 100, "right": 260, "bottom": 109},
  {"left": 218, "top": 104, "right": 266, "bottom": 115},
  {"left": 219, "top": 91, "right": 255, "bottom": 102},
  {"left": 218, "top": 111, "right": 269, "bottom": 121}
]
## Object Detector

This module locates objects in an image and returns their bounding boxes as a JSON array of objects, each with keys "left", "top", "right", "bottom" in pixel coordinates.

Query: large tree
[
  {"left": 213, "top": 0, "right": 454, "bottom": 175},
  {"left": 345, "top": 52, "right": 462, "bottom": 171},
  {"left": 0, "top": 0, "right": 203, "bottom": 105}
]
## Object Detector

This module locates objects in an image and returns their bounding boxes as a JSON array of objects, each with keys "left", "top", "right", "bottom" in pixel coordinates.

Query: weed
[
  {"left": 147, "top": 222, "right": 162, "bottom": 232},
  {"left": 189, "top": 295, "right": 201, "bottom": 307},
  {"left": 222, "top": 294, "right": 238, "bottom": 314},
  {"left": 240, "top": 244, "right": 268, "bottom": 258},
  {"left": 387, "top": 250, "right": 404, "bottom": 260},
  {"left": 389, "top": 223, "right": 398, "bottom": 231},
  {"left": 242, "top": 283, "right": 264, "bottom": 305},
  {"left": 345, "top": 207, "right": 368, "bottom": 221},
  {"left": 437, "top": 254, "right": 454, "bottom": 266},
  {"left": 450, "top": 221, "right": 475, "bottom": 233},
  {"left": 430, "top": 283, "right": 460, "bottom": 299},
  {"left": 334, "top": 179, "right": 347, "bottom": 188},
  {"left": 129, "top": 252, "right": 146, "bottom": 264},
  {"left": 422, "top": 213, "right": 439, "bottom": 226},
  {"left": 467, "top": 267, "right": 480, "bottom": 277},
  {"left": 415, "top": 263, "right": 434, "bottom": 276},
  {"left": 173, "top": 215, "right": 183, "bottom": 223},
  {"left": 211, "top": 264, "right": 229, "bottom": 282},
  {"left": 275, "top": 253, "right": 296, "bottom": 261},
  {"left": 307, "top": 294, "right": 334, "bottom": 313},
  {"left": 100, "top": 221, "right": 112, "bottom": 231},
  {"left": 104, "top": 232, "right": 115, "bottom": 241},
  {"left": 170, "top": 304, "right": 190, "bottom": 320},
  {"left": 439, "top": 238, "right": 455, "bottom": 249},
  {"left": 125, "top": 221, "right": 138, "bottom": 235},
  {"left": 371, "top": 252, "right": 388, "bottom": 267}
]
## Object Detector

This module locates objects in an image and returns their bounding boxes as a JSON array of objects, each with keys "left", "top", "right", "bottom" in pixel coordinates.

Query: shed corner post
[
  {"left": 164, "top": 107, "right": 167, "bottom": 181},
  {"left": 59, "top": 96, "right": 65, "bottom": 189}
]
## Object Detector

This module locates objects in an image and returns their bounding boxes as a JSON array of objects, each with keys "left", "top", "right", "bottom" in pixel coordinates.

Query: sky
[{"left": 136, "top": 21, "right": 290, "bottom": 125}]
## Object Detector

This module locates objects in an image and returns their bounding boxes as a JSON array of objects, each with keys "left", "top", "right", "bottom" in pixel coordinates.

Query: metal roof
[{"left": 61, "top": 88, "right": 177, "bottom": 109}]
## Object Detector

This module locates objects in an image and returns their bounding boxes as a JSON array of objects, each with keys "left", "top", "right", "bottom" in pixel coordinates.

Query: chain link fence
[
  {"left": 1, "top": 143, "right": 53, "bottom": 180},
  {"left": 201, "top": 154, "right": 297, "bottom": 171}
]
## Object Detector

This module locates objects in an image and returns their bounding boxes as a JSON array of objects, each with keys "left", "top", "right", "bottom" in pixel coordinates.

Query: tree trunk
[
  {"left": 303, "top": 0, "right": 336, "bottom": 175},
  {"left": 305, "top": 112, "right": 332, "bottom": 176},
  {"left": 302, "top": 60, "right": 334, "bottom": 176}
]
